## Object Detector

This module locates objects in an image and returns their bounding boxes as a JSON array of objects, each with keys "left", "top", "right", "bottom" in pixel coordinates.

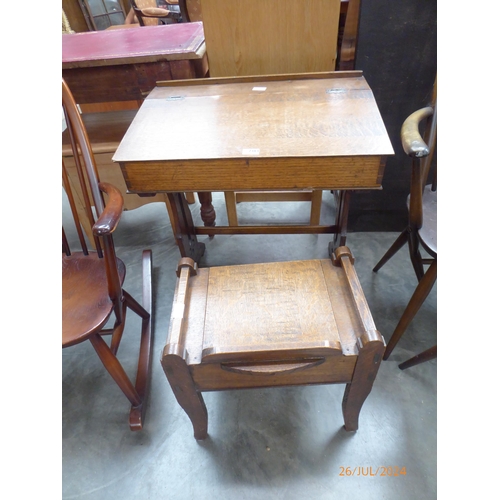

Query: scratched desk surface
[
  {"left": 114, "top": 73, "right": 393, "bottom": 162},
  {"left": 114, "top": 72, "right": 394, "bottom": 193}
]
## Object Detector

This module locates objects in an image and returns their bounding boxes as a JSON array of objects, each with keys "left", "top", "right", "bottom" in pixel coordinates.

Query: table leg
[
  {"left": 329, "top": 190, "right": 351, "bottom": 255},
  {"left": 166, "top": 193, "right": 205, "bottom": 262},
  {"left": 197, "top": 192, "right": 216, "bottom": 227}
]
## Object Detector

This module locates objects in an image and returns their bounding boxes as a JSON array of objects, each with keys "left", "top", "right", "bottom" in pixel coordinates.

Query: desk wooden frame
[{"left": 114, "top": 71, "right": 393, "bottom": 262}]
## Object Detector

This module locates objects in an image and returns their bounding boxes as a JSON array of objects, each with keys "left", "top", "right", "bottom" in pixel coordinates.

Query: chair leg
[
  {"left": 309, "top": 190, "right": 323, "bottom": 225},
  {"left": 224, "top": 191, "right": 239, "bottom": 226},
  {"left": 93, "top": 250, "right": 153, "bottom": 431},
  {"left": 399, "top": 345, "right": 437, "bottom": 370},
  {"left": 342, "top": 335, "right": 385, "bottom": 431},
  {"left": 109, "top": 300, "right": 127, "bottom": 355},
  {"left": 89, "top": 333, "right": 142, "bottom": 408},
  {"left": 373, "top": 229, "right": 408, "bottom": 272},
  {"left": 128, "top": 249, "right": 154, "bottom": 430},
  {"left": 185, "top": 192, "right": 196, "bottom": 204},
  {"left": 161, "top": 353, "right": 208, "bottom": 440},
  {"left": 408, "top": 229, "right": 425, "bottom": 281},
  {"left": 383, "top": 259, "right": 437, "bottom": 360}
]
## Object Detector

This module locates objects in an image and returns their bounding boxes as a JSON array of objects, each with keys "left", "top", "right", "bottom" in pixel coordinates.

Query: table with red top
[{"left": 62, "top": 22, "right": 208, "bottom": 105}]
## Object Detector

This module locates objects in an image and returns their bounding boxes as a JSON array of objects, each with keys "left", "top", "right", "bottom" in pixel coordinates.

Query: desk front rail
[{"left": 118, "top": 155, "right": 386, "bottom": 194}]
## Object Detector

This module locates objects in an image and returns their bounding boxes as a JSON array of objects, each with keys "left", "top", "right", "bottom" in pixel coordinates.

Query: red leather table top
[{"left": 62, "top": 22, "right": 205, "bottom": 69}]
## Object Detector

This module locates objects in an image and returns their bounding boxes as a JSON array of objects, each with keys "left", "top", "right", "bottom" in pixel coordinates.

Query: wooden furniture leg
[
  {"left": 342, "top": 331, "right": 385, "bottom": 431},
  {"left": 185, "top": 192, "right": 196, "bottom": 204},
  {"left": 161, "top": 259, "right": 208, "bottom": 439},
  {"left": 87, "top": 249, "right": 153, "bottom": 430},
  {"left": 197, "top": 192, "right": 216, "bottom": 227},
  {"left": 224, "top": 191, "right": 238, "bottom": 226},
  {"left": 334, "top": 248, "right": 385, "bottom": 431},
  {"left": 329, "top": 190, "right": 351, "bottom": 254},
  {"left": 398, "top": 345, "right": 437, "bottom": 370},
  {"left": 408, "top": 229, "right": 425, "bottom": 281},
  {"left": 89, "top": 333, "right": 142, "bottom": 407},
  {"left": 383, "top": 259, "right": 437, "bottom": 360},
  {"left": 124, "top": 250, "right": 153, "bottom": 429},
  {"left": 372, "top": 229, "right": 408, "bottom": 273},
  {"left": 309, "top": 189, "right": 323, "bottom": 225},
  {"left": 166, "top": 193, "right": 205, "bottom": 263},
  {"left": 162, "top": 347, "right": 208, "bottom": 440}
]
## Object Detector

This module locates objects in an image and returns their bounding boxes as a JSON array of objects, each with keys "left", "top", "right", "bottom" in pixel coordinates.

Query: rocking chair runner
[
  {"left": 62, "top": 79, "right": 154, "bottom": 430},
  {"left": 162, "top": 247, "right": 385, "bottom": 440}
]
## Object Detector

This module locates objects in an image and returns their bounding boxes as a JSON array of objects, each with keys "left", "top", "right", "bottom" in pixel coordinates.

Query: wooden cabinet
[{"left": 201, "top": 0, "right": 341, "bottom": 77}]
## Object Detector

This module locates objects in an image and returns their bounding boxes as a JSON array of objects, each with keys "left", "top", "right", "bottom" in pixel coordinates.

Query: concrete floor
[{"left": 62, "top": 192, "right": 437, "bottom": 499}]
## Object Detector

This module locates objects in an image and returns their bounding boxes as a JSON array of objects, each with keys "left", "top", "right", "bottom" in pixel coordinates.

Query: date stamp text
[{"left": 339, "top": 466, "right": 407, "bottom": 477}]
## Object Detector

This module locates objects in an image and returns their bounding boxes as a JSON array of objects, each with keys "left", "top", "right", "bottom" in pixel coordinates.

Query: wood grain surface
[
  {"left": 115, "top": 74, "right": 393, "bottom": 193},
  {"left": 203, "top": 260, "right": 342, "bottom": 360},
  {"left": 201, "top": 0, "right": 341, "bottom": 77}
]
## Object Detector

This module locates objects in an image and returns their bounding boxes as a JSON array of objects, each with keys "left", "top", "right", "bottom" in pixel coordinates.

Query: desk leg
[
  {"left": 166, "top": 193, "right": 205, "bottom": 262},
  {"left": 329, "top": 190, "right": 351, "bottom": 255},
  {"left": 197, "top": 192, "right": 216, "bottom": 228}
]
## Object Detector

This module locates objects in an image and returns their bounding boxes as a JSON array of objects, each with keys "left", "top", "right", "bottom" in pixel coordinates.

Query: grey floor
[{"left": 62, "top": 191, "right": 437, "bottom": 500}]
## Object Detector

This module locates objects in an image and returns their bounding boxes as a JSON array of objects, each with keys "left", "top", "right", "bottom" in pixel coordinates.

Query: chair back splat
[{"left": 62, "top": 79, "right": 154, "bottom": 430}]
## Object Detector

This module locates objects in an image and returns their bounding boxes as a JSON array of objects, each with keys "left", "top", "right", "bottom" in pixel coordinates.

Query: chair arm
[
  {"left": 139, "top": 7, "right": 171, "bottom": 18},
  {"left": 92, "top": 182, "right": 124, "bottom": 236},
  {"left": 400, "top": 107, "right": 434, "bottom": 158}
]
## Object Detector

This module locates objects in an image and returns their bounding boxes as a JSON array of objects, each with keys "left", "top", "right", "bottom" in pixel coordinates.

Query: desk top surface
[
  {"left": 114, "top": 72, "right": 394, "bottom": 164},
  {"left": 62, "top": 22, "right": 205, "bottom": 69}
]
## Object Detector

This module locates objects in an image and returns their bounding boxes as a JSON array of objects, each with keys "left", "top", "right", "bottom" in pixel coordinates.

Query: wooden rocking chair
[{"left": 62, "top": 79, "right": 154, "bottom": 430}]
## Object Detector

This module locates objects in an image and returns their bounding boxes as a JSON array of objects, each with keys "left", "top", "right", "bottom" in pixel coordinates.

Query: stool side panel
[
  {"left": 179, "top": 268, "right": 210, "bottom": 366},
  {"left": 320, "top": 259, "right": 364, "bottom": 355},
  {"left": 192, "top": 355, "right": 357, "bottom": 391}
]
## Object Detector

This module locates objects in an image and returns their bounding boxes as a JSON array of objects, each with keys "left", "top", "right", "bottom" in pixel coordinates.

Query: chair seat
[{"left": 62, "top": 252, "right": 126, "bottom": 347}]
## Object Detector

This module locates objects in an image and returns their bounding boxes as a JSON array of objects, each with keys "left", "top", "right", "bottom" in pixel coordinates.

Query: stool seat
[{"left": 161, "top": 247, "right": 385, "bottom": 440}]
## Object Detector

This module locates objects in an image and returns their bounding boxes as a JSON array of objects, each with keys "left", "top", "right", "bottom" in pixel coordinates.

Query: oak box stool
[{"left": 161, "top": 247, "right": 385, "bottom": 439}]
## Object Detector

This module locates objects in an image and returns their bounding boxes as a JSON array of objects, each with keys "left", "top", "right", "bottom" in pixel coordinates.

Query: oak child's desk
[{"left": 114, "top": 71, "right": 394, "bottom": 262}]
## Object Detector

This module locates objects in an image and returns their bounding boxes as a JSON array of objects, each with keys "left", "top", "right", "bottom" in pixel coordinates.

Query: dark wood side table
[{"left": 62, "top": 22, "right": 208, "bottom": 107}]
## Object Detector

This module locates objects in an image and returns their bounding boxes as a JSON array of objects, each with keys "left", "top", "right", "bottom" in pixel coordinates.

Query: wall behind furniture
[{"left": 348, "top": 0, "right": 437, "bottom": 232}]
